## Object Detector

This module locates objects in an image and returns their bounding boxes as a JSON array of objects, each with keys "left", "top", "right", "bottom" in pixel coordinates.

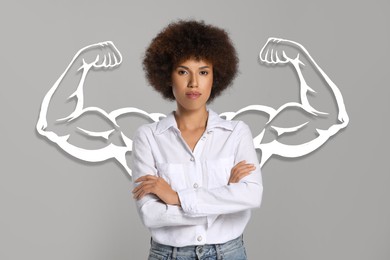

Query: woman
[{"left": 131, "top": 20, "right": 263, "bottom": 260}]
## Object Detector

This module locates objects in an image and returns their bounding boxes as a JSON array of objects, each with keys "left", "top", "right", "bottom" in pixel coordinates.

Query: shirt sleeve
[
  {"left": 130, "top": 126, "right": 207, "bottom": 229},
  {"left": 177, "top": 122, "right": 263, "bottom": 216}
]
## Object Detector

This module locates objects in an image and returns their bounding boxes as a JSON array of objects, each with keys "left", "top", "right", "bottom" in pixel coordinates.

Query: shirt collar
[{"left": 155, "top": 108, "right": 234, "bottom": 135}]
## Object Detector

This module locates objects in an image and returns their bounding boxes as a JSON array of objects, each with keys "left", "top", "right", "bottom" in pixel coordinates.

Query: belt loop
[
  {"left": 172, "top": 246, "right": 177, "bottom": 260},
  {"left": 215, "top": 243, "right": 222, "bottom": 260}
]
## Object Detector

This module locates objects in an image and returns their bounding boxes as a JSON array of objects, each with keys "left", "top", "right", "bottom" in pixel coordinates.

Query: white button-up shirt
[{"left": 131, "top": 109, "right": 263, "bottom": 247}]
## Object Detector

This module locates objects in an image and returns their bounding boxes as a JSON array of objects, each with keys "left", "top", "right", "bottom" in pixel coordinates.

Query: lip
[{"left": 185, "top": 91, "right": 201, "bottom": 99}]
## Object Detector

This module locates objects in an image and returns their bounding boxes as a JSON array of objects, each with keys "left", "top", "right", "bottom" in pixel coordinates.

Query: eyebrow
[{"left": 177, "top": 65, "right": 211, "bottom": 70}]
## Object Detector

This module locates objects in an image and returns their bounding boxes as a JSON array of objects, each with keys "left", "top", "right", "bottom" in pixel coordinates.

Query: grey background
[{"left": 1, "top": 0, "right": 389, "bottom": 259}]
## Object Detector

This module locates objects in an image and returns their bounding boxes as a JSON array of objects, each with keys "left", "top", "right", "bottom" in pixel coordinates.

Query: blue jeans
[{"left": 148, "top": 235, "right": 247, "bottom": 260}]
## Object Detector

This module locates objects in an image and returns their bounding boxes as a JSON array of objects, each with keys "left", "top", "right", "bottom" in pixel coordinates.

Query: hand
[
  {"left": 228, "top": 160, "right": 256, "bottom": 184},
  {"left": 133, "top": 175, "right": 180, "bottom": 205},
  {"left": 259, "top": 37, "right": 304, "bottom": 65},
  {"left": 77, "top": 41, "right": 122, "bottom": 69}
]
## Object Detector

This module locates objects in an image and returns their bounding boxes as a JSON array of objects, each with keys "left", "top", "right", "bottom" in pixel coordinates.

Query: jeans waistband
[{"left": 150, "top": 235, "right": 244, "bottom": 259}]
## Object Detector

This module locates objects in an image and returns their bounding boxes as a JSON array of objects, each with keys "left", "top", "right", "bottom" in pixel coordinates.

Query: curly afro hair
[{"left": 143, "top": 20, "right": 239, "bottom": 102}]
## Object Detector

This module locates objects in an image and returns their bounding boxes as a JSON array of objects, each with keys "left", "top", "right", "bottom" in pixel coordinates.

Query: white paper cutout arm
[
  {"left": 220, "top": 38, "right": 349, "bottom": 167},
  {"left": 37, "top": 38, "right": 349, "bottom": 177},
  {"left": 36, "top": 42, "right": 164, "bottom": 177}
]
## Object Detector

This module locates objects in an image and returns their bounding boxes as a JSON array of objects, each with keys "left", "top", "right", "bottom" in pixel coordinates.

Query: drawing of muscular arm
[
  {"left": 221, "top": 38, "right": 349, "bottom": 167},
  {"left": 37, "top": 38, "right": 349, "bottom": 174},
  {"left": 36, "top": 42, "right": 163, "bottom": 177}
]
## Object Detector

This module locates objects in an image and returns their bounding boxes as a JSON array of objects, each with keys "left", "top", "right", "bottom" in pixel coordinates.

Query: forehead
[{"left": 175, "top": 57, "right": 213, "bottom": 68}]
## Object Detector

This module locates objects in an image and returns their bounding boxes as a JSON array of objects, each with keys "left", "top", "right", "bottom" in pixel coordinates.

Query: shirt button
[
  {"left": 190, "top": 157, "right": 195, "bottom": 162},
  {"left": 193, "top": 183, "right": 199, "bottom": 189},
  {"left": 197, "top": 236, "right": 202, "bottom": 242},
  {"left": 201, "top": 136, "right": 206, "bottom": 140}
]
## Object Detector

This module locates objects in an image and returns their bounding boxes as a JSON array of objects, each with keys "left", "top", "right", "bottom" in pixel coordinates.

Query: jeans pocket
[
  {"left": 222, "top": 246, "right": 247, "bottom": 260},
  {"left": 148, "top": 248, "right": 170, "bottom": 260}
]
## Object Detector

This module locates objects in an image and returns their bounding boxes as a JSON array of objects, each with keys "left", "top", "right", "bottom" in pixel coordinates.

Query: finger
[
  {"left": 241, "top": 164, "right": 256, "bottom": 170},
  {"left": 133, "top": 186, "right": 144, "bottom": 198},
  {"left": 102, "top": 54, "right": 107, "bottom": 67},
  {"left": 135, "top": 175, "right": 157, "bottom": 183},
  {"left": 113, "top": 53, "right": 119, "bottom": 65},
  {"left": 260, "top": 39, "right": 272, "bottom": 60},
  {"left": 107, "top": 42, "right": 122, "bottom": 63},
  {"left": 261, "top": 47, "right": 269, "bottom": 62},
  {"left": 134, "top": 189, "right": 148, "bottom": 200},
  {"left": 265, "top": 48, "right": 271, "bottom": 63},
  {"left": 139, "top": 182, "right": 161, "bottom": 198},
  {"left": 260, "top": 47, "right": 267, "bottom": 61},
  {"left": 233, "top": 164, "right": 255, "bottom": 173},
  {"left": 231, "top": 160, "right": 245, "bottom": 171},
  {"left": 133, "top": 184, "right": 155, "bottom": 199},
  {"left": 230, "top": 171, "right": 252, "bottom": 182},
  {"left": 270, "top": 49, "right": 276, "bottom": 63},
  {"left": 234, "top": 160, "right": 247, "bottom": 167},
  {"left": 132, "top": 185, "right": 140, "bottom": 194},
  {"left": 132, "top": 182, "right": 147, "bottom": 194},
  {"left": 238, "top": 169, "right": 253, "bottom": 177},
  {"left": 275, "top": 50, "right": 282, "bottom": 63},
  {"left": 267, "top": 47, "right": 275, "bottom": 63},
  {"left": 109, "top": 52, "right": 117, "bottom": 66},
  {"left": 132, "top": 182, "right": 149, "bottom": 194},
  {"left": 133, "top": 180, "right": 158, "bottom": 194},
  {"left": 134, "top": 188, "right": 149, "bottom": 199},
  {"left": 107, "top": 41, "right": 116, "bottom": 51},
  {"left": 231, "top": 170, "right": 251, "bottom": 180},
  {"left": 230, "top": 171, "right": 251, "bottom": 183},
  {"left": 108, "top": 52, "right": 112, "bottom": 66},
  {"left": 113, "top": 50, "right": 122, "bottom": 64},
  {"left": 229, "top": 175, "right": 243, "bottom": 184},
  {"left": 242, "top": 166, "right": 256, "bottom": 174}
]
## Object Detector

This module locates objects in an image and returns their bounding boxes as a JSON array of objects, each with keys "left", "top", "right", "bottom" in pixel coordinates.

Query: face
[{"left": 171, "top": 58, "right": 213, "bottom": 112}]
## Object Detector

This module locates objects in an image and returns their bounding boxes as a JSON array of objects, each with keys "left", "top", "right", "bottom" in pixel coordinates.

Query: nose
[{"left": 188, "top": 74, "right": 198, "bottom": 88}]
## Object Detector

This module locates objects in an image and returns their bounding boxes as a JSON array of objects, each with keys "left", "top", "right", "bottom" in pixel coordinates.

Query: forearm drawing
[{"left": 36, "top": 38, "right": 349, "bottom": 176}]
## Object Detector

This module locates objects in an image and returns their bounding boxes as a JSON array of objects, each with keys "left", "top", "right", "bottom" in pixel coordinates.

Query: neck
[{"left": 174, "top": 106, "right": 208, "bottom": 131}]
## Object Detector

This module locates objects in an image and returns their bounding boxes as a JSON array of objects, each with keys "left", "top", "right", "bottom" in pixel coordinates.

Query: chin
[{"left": 178, "top": 102, "right": 207, "bottom": 112}]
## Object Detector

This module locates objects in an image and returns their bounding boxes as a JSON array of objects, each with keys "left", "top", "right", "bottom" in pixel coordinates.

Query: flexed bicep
[
  {"left": 260, "top": 37, "right": 348, "bottom": 123},
  {"left": 222, "top": 37, "right": 349, "bottom": 168},
  {"left": 37, "top": 41, "right": 122, "bottom": 131},
  {"left": 37, "top": 41, "right": 135, "bottom": 176}
]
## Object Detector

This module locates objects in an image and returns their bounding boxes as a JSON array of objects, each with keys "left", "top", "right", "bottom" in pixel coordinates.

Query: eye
[
  {"left": 199, "top": 71, "right": 209, "bottom": 75},
  {"left": 177, "top": 70, "right": 188, "bottom": 75}
]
